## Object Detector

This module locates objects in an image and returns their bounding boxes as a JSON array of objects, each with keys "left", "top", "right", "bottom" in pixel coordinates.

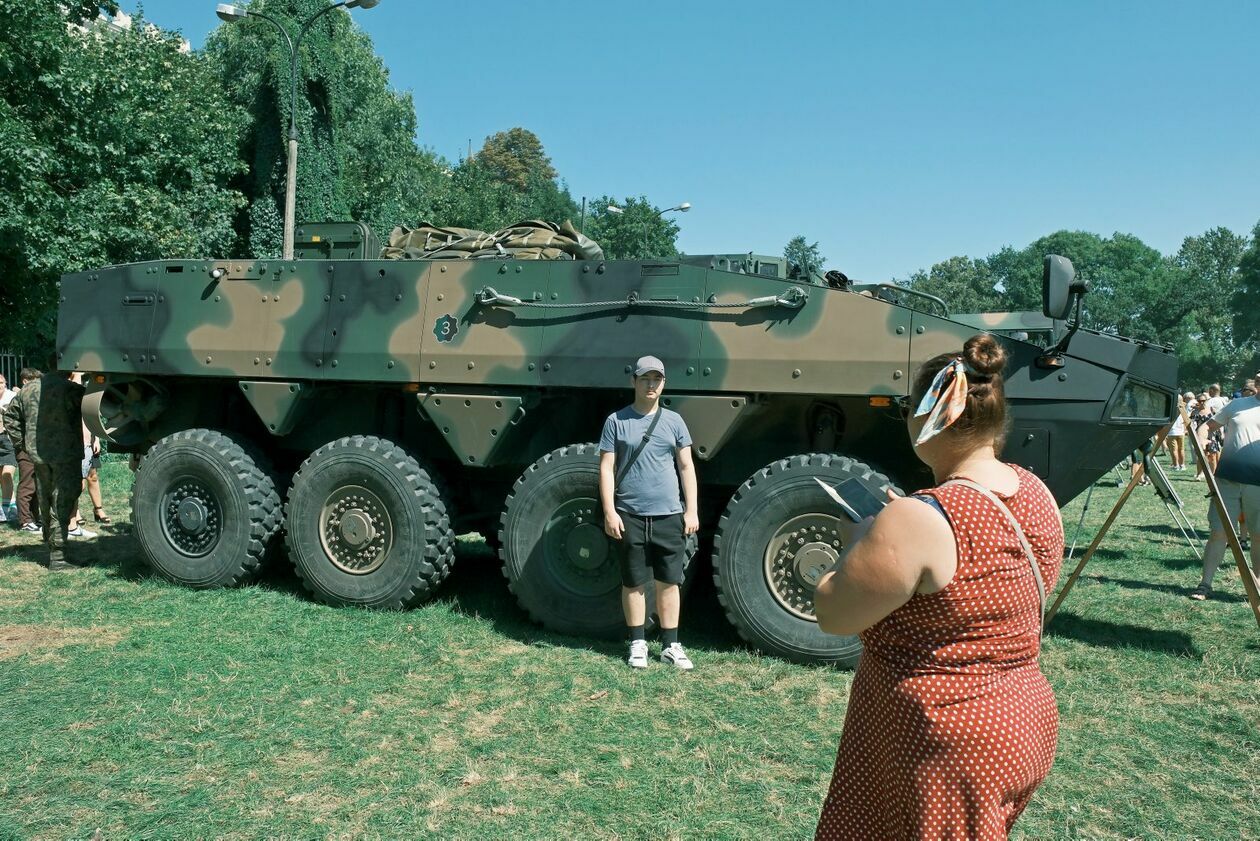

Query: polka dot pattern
[{"left": 816, "top": 465, "right": 1064, "bottom": 840}]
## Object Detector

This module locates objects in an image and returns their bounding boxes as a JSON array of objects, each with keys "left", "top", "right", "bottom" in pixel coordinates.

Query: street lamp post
[
  {"left": 215, "top": 1, "right": 380, "bottom": 260},
  {"left": 606, "top": 201, "right": 691, "bottom": 259}
]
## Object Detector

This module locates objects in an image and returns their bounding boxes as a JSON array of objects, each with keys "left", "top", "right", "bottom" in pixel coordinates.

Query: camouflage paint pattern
[{"left": 58, "top": 252, "right": 1178, "bottom": 504}]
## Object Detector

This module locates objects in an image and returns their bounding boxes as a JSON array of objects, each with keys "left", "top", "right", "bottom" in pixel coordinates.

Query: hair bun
[{"left": 963, "top": 333, "right": 1006, "bottom": 377}]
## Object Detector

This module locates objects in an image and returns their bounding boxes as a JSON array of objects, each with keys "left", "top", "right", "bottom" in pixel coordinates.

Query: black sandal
[{"left": 93, "top": 506, "right": 112, "bottom": 525}]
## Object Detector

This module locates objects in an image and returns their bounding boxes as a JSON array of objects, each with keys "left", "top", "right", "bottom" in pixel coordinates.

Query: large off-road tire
[
  {"left": 499, "top": 443, "right": 696, "bottom": 638},
  {"left": 713, "top": 453, "right": 899, "bottom": 666},
  {"left": 285, "top": 436, "right": 454, "bottom": 609},
  {"left": 131, "top": 429, "right": 281, "bottom": 588}
]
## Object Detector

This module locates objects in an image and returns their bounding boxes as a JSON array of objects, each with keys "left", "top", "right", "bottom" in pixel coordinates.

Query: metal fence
[{"left": 0, "top": 352, "right": 28, "bottom": 388}]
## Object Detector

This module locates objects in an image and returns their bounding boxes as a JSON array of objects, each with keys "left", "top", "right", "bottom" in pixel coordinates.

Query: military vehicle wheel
[
  {"left": 131, "top": 429, "right": 281, "bottom": 588},
  {"left": 285, "top": 436, "right": 454, "bottom": 609},
  {"left": 499, "top": 443, "right": 696, "bottom": 638},
  {"left": 713, "top": 453, "right": 898, "bottom": 666}
]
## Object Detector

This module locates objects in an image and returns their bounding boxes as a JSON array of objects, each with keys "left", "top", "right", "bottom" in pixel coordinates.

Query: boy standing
[{"left": 599, "top": 356, "right": 699, "bottom": 669}]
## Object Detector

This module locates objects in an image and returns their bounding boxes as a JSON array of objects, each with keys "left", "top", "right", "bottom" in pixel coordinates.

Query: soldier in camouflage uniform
[{"left": 2, "top": 369, "right": 86, "bottom": 570}]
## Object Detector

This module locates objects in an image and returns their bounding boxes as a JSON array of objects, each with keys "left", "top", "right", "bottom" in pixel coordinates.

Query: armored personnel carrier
[{"left": 58, "top": 226, "right": 1176, "bottom": 665}]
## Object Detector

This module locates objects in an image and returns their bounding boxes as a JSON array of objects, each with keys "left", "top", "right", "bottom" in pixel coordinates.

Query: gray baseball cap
[{"left": 633, "top": 355, "right": 665, "bottom": 377}]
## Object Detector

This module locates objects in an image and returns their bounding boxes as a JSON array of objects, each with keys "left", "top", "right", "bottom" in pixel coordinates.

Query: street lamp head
[
  {"left": 678, "top": 202, "right": 691, "bottom": 212},
  {"left": 215, "top": 3, "right": 248, "bottom": 22},
  {"left": 346, "top": 0, "right": 380, "bottom": 8},
  {"left": 607, "top": 205, "right": 624, "bottom": 214}
]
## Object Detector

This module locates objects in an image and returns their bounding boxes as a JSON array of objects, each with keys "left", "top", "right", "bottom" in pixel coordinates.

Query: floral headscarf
[{"left": 912, "top": 359, "right": 970, "bottom": 445}]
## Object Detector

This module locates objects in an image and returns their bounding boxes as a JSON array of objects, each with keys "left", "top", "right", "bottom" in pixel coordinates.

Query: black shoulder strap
[{"left": 615, "top": 410, "right": 663, "bottom": 485}]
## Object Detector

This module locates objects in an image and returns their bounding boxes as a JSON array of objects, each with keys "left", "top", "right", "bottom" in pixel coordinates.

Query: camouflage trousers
[{"left": 33, "top": 461, "right": 81, "bottom": 561}]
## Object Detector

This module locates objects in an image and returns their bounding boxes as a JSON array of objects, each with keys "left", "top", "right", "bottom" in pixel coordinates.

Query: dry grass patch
[
  {"left": 0, "top": 561, "right": 46, "bottom": 608},
  {"left": 0, "top": 623, "right": 124, "bottom": 661}
]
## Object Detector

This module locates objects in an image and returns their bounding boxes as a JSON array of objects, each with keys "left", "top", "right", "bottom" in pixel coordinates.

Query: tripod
[{"left": 1067, "top": 456, "right": 1201, "bottom": 563}]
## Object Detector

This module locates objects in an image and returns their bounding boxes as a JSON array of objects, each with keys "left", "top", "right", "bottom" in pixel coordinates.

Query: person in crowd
[
  {"left": 1184, "top": 391, "right": 1202, "bottom": 476},
  {"left": 1191, "top": 386, "right": 1260, "bottom": 599},
  {"left": 813, "top": 334, "right": 1063, "bottom": 840},
  {"left": 12, "top": 367, "right": 42, "bottom": 530},
  {"left": 1206, "top": 383, "right": 1228, "bottom": 414},
  {"left": 2, "top": 366, "right": 87, "bottom": 569},
  {"left": 599, "top": 355, "right": 699, "bottom": 670},
  {"left": 81, "top": 432, "right": 109, "bottom": 526},
  {"left": 1191, "top": 391, "right": 1215, "bottom": 481},
  {"left": 1129, "top": 443, "right": 1152, "bottom": 486},
  {"left": 1165, "top": 392, "right": 1188, "bottom": 471},
  {"left": 0, "top": 373, "right": 16, "bottom": 522},
  {"left": 1205, "top": 423, "right": 1224, "bottom": 476},
  {"left": 64, "top": 373, "right": 99, "bottom": 537}
]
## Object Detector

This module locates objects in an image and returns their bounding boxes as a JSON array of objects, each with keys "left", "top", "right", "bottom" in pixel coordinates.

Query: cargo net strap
[
  {"left": 381, "top": 219, "right": 604, "bottom": 262},
  {"left": 475, "top": 285, "right": 808, "bottom": 311}
]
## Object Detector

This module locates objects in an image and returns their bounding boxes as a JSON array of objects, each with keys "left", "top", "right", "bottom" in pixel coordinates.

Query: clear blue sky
[{"left": 130, "top": 0, "right": 1259, "bottom": 281}]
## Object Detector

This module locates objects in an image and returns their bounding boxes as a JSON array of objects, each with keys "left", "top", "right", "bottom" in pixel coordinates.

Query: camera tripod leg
[{"left": 1066, "top": 482, "right": 1096, "bottom": 562}]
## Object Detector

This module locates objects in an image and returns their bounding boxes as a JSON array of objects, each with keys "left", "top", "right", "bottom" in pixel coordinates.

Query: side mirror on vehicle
[
  {"left": 1042, "top": 255, "right": 1086, "bottom": 321},
  {"left": 1037, "top": 254, "right": 1090, "bottom": 368}
]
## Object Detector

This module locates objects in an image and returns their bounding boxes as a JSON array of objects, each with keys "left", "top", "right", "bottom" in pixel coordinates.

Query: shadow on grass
[
  {"left": 1133, "top": 522, "right": 1207, "bottom": 541},
  {"left": 11, "top": 525, "right": 781, "bottom": 665},
  {"left": 1, "top": 528, "right": 149, "bottom": 577},
  {"left": 1079, "top": 545, "right": 1203, "bottom": 571},
  {"left": 1085, "top": 573, "right": 1251, "bottom": 604},
  {"left": 1046, "top": 612, "right": 1199, "bottom": 657},
  {"left": 438, "top": 537, "right": 751, "bottom": 660}
]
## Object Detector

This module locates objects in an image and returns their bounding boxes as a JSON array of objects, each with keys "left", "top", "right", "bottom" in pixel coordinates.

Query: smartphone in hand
[{"left": 815, "top": 477, "right": 888, "bottom": 522}]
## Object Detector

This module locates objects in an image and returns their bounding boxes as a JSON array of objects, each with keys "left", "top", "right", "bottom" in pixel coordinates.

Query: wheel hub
[
  {"left": 161, "top": 477, "right": 222, "bottom": 558},
  {"left": 543, "top": 498, "right": 616, "bottom": 596},
  {"left": 565, "top": 522, "right": 608, "bottom": 571},
  {"left": 319, "top": 485, "right": 393, "bottom": 575},
  {"left": 339, "top": 509, "right": 376, "bottom": 548},
  {"left": 795, "top": 542, "right": 836, "bottom": 586},
  {"left": 764, "top": 513, "right": 846, "bottom": 622},
  {"left": 176, "top": 498, "right": 209, "bottom": 533}
]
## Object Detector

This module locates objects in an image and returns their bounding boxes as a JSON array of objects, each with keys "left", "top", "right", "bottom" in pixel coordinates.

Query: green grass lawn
[{"left": 2, "top": 455, "right": 1258, "bottom": 840}]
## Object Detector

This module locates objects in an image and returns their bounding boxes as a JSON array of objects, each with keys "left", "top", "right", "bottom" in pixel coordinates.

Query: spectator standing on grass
[
  {"left": 81, "top": 431, "right": 109, "bottom": 526},
  {"left": 813, "top": 334, "right": 1063, "bottom": 840},
  {"left": 1190, "top": 387, "right": 1260, "bottom": 599},
  {"left": 1166, "top": 393, "right": 1188, "bottom": 471},
  {"left": 11, "top": 367, "right": 42, "bottom": 530},
  {"left": 1191, "top": 391, "right": 1215, "bottom": 481},
  {"left": 599, "top": 355, "right": 699, "bottom": 671},
  {"left": 64, "top": 373, "right": 99, "bottom": 538},
  {"left": 0, "top": 373, "right": 17, "bottom": 522},
  {"left": 2, "top": 367, "right": 87, "bottom": 570}
]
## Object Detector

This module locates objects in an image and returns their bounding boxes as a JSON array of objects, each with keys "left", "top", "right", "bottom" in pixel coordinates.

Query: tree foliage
[
  {"left": 0, "top": 2, "right": 245, "bottom": 356},
  {"left": 580, "top": 198, "right": 683, "bottom": 260},
  {"left": 425, "top": 159, "right": 579, "bottom": 233},
  {"left": 1230, "top": 223, "right": 1260, "bottom": 347},
  {"left": 784, "top": 236, "right": 825, "bottom": 277},
  {"left": 204, "top": 0, "right": 446, "bottom": 256},
  {"left": 901, "top": 256, "right": 999, "bottom": 314},
  {"left": 475, "top": 128, "right": 558, "bottom": 192},
  {"left": 905, "top": 225, "right": 1258, "bottom": 388}
]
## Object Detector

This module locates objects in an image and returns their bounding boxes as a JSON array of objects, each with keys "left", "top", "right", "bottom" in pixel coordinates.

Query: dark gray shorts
[
  {"left": 0, "top": 434, "right": 15, "bottom": 469},
  {"left": 616, "top": 512, "right": 687, "bottom": 588}
]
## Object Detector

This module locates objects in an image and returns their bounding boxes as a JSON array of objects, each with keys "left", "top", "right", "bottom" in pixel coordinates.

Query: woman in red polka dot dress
[{"left": 813, "top": 333, "right": 1063, "bottom": 840}]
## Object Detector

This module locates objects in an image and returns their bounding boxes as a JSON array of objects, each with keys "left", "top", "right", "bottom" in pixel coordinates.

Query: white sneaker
[
  {"left": 68, "top": 526, "right": 97, "bottom": 539},
  {"left": 660, "top": 643, "right": 694, "bottom": 671},
  {"left": 627, "top": 639, "right": 649, "bottom": 669},
  {"left": 20, "top": 522, "right": 41, "bottom": 533}
]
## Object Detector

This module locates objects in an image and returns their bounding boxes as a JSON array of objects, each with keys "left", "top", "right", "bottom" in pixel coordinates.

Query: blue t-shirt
[{"left": 599, "top": 406, "right": 692, "bottom": 516}]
